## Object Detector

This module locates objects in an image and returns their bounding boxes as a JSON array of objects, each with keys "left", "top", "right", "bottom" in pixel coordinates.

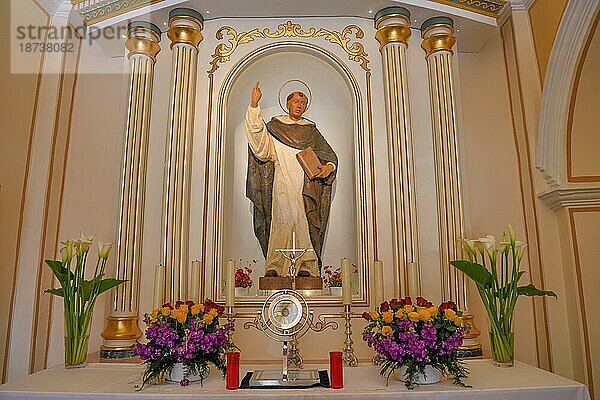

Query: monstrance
[{"left": 244, "top": 288, "right": 337, "bottom": 387}]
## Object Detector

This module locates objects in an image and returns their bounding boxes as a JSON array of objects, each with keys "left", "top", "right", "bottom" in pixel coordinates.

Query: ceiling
[{"left": 70, "top": 0, "right": 514, "bottom": 57}]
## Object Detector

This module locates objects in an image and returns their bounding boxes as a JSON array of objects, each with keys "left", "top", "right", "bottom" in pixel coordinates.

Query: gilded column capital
[
  {"left": 167, "top": 8, "right": 204, "bottom": 51},
  {"left": 125, "top": 21, "right": 161, "bottom": 61},
  {"left": 374, "top": 6, "right": 412, "bottom": 48},
  {"left": 420, "top": 16, "right": 456, "bottom": 57}
]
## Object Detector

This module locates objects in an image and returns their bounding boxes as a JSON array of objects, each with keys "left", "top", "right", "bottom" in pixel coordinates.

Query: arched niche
[{"left": 208, "top": 42, "right": 373, "bottom": 305}]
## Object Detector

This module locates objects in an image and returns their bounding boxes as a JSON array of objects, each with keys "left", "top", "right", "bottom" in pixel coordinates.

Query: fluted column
[
  {"left": 101, "top": 21, "right": 161, "bottom": 355},
  {"left": 374, "top": 7, "right": 420, "bottom": 297},
  {"left": 161, "top": 8, "right": 203, "bottom": 303},
  {"left": 421, "top": 17, "right": 466, "bottom": 309}
]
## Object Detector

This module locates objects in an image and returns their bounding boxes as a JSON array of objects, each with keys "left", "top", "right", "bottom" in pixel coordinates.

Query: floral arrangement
[
  {"left": 451, "top": 225, "right": 556, "bottom": 366},
  {"left": 134, "top": 299, "right": 235, "bottom": 388},
  {"left": 322, "top": 265, "right": 342, "bottom": 287},
  {"left": 362, "top": 296, "right": 469, "bottom": 389},
  {"left": 45, "top": 234, "right": 125, "bottom": 367},
  {"left": 235, "top": 261, "right": 254, "bottom": 288}
]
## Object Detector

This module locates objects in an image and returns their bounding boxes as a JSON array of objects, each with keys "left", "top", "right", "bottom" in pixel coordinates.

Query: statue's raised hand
[{"left": 251, "top": 81, "right": 262, "bottom": 108}]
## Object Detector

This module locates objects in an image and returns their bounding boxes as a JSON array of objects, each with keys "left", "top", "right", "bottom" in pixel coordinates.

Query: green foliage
[
  {"left": 452, "top": 226, "right": 557, "bottom": 338},
  {"left": 517, "top": 284, "right": 557, "bottom": 298},
  {"left": 449, "top": 260, "right": 493, "bottom": 289},
  {"left": 43, "top": 236, "right": 124, "bottom": 366}
]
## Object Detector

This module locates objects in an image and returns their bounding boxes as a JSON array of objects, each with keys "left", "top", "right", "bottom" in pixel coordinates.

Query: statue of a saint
[{"left": 245, "top": 82, "right": 338, "bottom": 278}]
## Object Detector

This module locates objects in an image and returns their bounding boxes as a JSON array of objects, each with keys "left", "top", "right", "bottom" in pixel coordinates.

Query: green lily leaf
[
  {"left": 44, "top": 288, "right": 64, "bottom": 297},
  {"left": 44, "top": 260, "right": 73, "bottom": 287},
  {"left": 97, "top": 278, "right": 127, "bottom": 295},
  {"left": 517, "top": 284, "right": 557, "bottom": 298},
  {"left": 495, "top": 271, "right": 525, "bottom": 299},
  {"left": 450, "top": 260, "right": 493, "bottom": 289},
  {"left": 78, "top": 277, "right": 125, "bottom": 301}
]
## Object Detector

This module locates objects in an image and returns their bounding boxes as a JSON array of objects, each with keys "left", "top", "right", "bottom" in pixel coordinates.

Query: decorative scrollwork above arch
[{"left": 208, "top": 20, "right": 370, "bottom": 76}]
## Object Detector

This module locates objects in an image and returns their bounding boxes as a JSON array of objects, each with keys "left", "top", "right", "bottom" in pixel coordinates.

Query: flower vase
[
  {"left": 329, "top": 286, "right": 342, "bottom": 297},
  {"left": 167, "top": 363, "right": 202, "bottom": 384},
  {"left": 235, "top": 287, "right": 250, "bottom": 297},
  {"left": 64, "top": 334, "right": 90, "bottom": 368},
  {"left": 489, "top": 331, "right": 514, "bottom": 367},
  {"left": 64, "top": 311, "right": 92, "bottom": 368},
  {"left": 396, "top": 365, "right": 442, "bottom": 384}
]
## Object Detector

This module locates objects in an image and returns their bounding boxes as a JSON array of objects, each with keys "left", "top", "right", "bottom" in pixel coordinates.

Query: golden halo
[{"left": 278, "top": 79, "right": 311, "bottom": 113}]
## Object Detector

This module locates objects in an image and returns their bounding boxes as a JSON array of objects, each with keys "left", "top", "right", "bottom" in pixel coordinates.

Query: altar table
[{"left": 0, "top": 359, "right": 590, "bottom": 399}]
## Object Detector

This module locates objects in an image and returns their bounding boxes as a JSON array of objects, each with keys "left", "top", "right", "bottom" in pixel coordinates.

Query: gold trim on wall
[
  {"left": 566, "top": 11, "right": 600, "bottom": 183},
  {"left": 567, "top": 206, "right": 598, "bottom": 399},
  {"left": 500, "top": 16, "right": 553, "bottom": 370},
  {"left": 430, "top": 0, "right": 506, "bottom": 18},
  {"left": 201, "top": 22, "right": 376, "bottom": 307},
  {"left": 29, "top": 35, "right": 72, "bottom": 374},
  {"left": 208, "top": 21, "right": 370, "bottom": 76},
  {"left": 4, "top": 3, "right": 50, "bottom": 383}
]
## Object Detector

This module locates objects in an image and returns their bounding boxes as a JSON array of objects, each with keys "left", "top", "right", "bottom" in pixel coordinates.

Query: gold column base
[
  {"left": 458, "top": 313, "right": 483, "bottom": 357},
  {"left": 100, "top": 316, "right": 142, "bottom": 352}
]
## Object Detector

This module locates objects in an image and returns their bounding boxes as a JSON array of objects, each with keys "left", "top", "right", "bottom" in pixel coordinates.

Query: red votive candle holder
[
  {"left": 226, "top": 351, "right": 240, "bottom": 390},
  {"left": 329, "top": 351, "right": 343, "bottom": 389}
]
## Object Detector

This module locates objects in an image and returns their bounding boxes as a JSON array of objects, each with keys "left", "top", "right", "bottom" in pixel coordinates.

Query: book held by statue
[{"left": 296, "top": 147, "right": 323, "bottom": 179}]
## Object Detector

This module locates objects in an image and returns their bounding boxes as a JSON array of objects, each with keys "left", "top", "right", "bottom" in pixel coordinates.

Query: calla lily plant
[
  {"left": 45, "top": 234, "right": 125, "bottom": 367},
  {"left": 450, "top": 225, "right": 556, "bottom": 366}
]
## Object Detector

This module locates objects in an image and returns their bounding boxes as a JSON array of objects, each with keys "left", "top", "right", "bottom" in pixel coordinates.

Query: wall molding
[
  {"left": 509, "top": 0, "right": 535, "bottom": 11},
  {"left": 535, "top": 0, "right": 600, "bottom": 187},
  {"left": 538, "top": 187, "right": 600, "bottom": 210}
]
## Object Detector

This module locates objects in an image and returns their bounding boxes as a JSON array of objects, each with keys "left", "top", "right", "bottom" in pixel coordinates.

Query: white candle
[
  {"left": 408, "top": 262, "right": 420, "bottom": 297},
  {"left": 292, "top": 230, "right": 296, "bottom": 251},
  {"left": 341, "top": 258, "right": 352, "bottom": 305},
  {"left": 226, "top": 260, "right": 235, "bottom": 307},
  {"left": 373, "top": 260, "right": 384, "bottom": 307},
  {"left": 153, "top": 264, "right": 165, "bottom": 309},
  {"left": 190, "top": 260, "right": 201, "bottom": 302}
]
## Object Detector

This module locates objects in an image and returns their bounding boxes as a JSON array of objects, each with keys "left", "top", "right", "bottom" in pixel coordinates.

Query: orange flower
[
  {"left": 171, "top": 309, "right": 187, "bottom": 323},
  {"left": 381, "top": 325, "right": 393, "bottom": 336},
  {"left": 151, "top": 309, "right": 159, "bottom": 319},
  {"left": 444, "top": 309, "right": 457, "bottom": 321},
  {"left": 382, "top": 311, "right": 393, "bottom": 323},
  {"left": 403, "top": 305, "right": 414, "bottom": 313},
  {"left": 370, "top": 309, "right": 380, "bottom": 320},
  {"left": 417, "top": 308, "right": 431, "bottom": 321},
  {"left": 395, "top": 309, "right": 404, "bottom": 319},
  {"left": 161, "top": 307, "right": 171, "bottom": 317},
  {"left": 191, "top": 304, "right": 203, "bottom": 315},
  {"left": 408, "top": 312, "right": 421, "bottom": 322},
  {"left": 203, "top": 314, "right": 214, "bottom": 324},
  {"left": 209, "top": 308, "right": 218, "bottom": 317}
]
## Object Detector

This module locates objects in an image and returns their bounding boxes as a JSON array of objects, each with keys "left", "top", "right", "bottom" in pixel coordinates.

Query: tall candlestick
[
  {"left": 341, "top": 258, "right": 352, "bottom": 305},
  {"left": 226, "top": 260, "right": 235, "bottom": 307},
  {"left": 153, "top": 264, "right": 165, "bottom": 309},
  {"left": 373, "top": 260, "right": 384, "bottom": 307},
  {"left": 190, "top": 260, "right": 201, "bottom": 302}
]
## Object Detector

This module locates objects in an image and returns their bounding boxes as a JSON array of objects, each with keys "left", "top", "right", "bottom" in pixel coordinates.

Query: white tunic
[{"left": 245, "top": 105, "right": 326, "bottom": 276}]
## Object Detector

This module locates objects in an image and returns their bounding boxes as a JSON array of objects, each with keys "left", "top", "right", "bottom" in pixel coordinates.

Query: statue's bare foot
[
  {"left": 297, "top": 270, "right": 311, "bottom": 277},
  {"left": 265, "top": 269, "right": 278, "bottom": 277}
]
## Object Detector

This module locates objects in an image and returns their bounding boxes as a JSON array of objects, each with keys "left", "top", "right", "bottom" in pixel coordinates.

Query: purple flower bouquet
[
  {"left": 362, "top": 296, "right": 470, "bottom": 389},
  {"left": 135, "top": 299, "right": 235, "bottom": 389}
]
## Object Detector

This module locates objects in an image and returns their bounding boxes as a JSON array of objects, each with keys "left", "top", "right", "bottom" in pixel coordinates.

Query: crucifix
[{"left": 275, "top": 231, "right": 313, "bottom": 290}]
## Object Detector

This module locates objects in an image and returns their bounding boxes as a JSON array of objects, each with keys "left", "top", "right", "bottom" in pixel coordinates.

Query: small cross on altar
[{"left": 275, "top": 231, "right": 313, "bottom": 288}]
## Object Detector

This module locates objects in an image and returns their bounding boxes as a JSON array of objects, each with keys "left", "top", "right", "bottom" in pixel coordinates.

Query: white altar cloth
[{"left": 0, "top": 359, "right": 590, "bottom": 399}]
